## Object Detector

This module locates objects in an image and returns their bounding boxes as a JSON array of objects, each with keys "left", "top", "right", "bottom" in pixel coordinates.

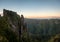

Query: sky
[{"left": 0, "top": 0, "right": 60, "bottom": 18}]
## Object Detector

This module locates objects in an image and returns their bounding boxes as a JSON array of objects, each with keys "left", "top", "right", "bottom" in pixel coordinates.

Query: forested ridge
[{"left": 25, "top": 19, "right": 60, "bottom": 42}]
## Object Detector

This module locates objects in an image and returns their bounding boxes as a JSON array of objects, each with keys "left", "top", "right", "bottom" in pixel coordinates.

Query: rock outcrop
[{"left": 0, "top": 9, "right": 28, "bottom": 42}]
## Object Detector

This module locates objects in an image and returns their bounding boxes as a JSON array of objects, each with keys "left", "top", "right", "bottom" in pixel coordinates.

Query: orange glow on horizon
[{"left": 24, "top": 15, "right": 60, "bottom": 18}]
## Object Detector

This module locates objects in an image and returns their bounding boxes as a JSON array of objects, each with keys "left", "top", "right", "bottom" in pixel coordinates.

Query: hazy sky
[{"left": 0, "top": 0, "right": 60, "bottom": 18}]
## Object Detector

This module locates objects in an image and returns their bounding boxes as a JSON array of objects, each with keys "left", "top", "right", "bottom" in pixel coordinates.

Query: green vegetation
[
  {"left": 0, "top": 17, "right": 18, "bottom": 42},
  {"left": 25, "top": 19, "right": 60, "bottom": 42},
  {"left": 0, "top": 9, "right": 60, "bottom": 42}
]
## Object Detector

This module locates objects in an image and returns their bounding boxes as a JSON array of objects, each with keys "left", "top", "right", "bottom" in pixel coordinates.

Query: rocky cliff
[{"left": 0, "top": 9, "right": 28, "bottom": 42}]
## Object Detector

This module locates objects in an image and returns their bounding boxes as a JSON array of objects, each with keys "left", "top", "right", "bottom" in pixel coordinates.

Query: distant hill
[
  {"left": 25, "top": 18, "right": 60, "bottom": 35},
  {"left": 24, "top": 18, "right": 60, "bottom": 42}
]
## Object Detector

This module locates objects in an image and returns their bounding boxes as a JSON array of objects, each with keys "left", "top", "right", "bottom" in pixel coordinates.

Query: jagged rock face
[
  {"left": 0, "top": 15, "right": 1, "bottom": 18},
  {"left": 3, "top": 9, "right": 27, "bottom": 35},
  {"left": 0, "top": 9, "right": 28, "bottom": 42},
  {"left": 3, "top": 9, "right": 20, "bottom": 32}
]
